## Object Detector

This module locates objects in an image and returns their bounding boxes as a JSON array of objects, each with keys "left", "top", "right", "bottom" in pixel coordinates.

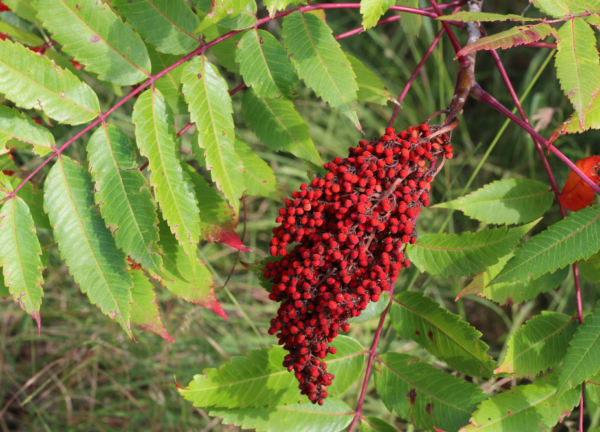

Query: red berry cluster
[{"left": 263, "top": 125, "right": 453, "bottom": 405}]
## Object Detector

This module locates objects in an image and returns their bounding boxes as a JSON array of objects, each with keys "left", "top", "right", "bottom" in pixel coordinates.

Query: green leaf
[
  {"left": 0, "top": 194, "right": 44, "bottom": 330},
  {"left": 14, "top": 181, "right": 51, "bottom": 230},
  {"left": 456, "top": 24, "right": 556, "bottom": 58},
  {"left": 3, "top": 0, "right": 39, "bottom": 23},
  {"left": 0, "top": 21, "right": 43, "bottom": 46},
  {"left": 586, "top": 369, "right": 600, "bottom": 405},
  {"left": 204, "top": 25, "right": 244, "bottom": 74},
  {"left": 562, "top": 94, "right": 600, "bottom": 134},
  {"left": 263, "top": 0, "right": 302, "bottom": 18},
  {"left": 242, "top": 88, "right": 322, "bottom": 165},
  {"left": 556, "top": 19, "right": 600, "bottom": 128},
  {"left": 181, "top": 163, "right": 250, "bottom": 251},
  {"left": 132, "top": 88, "right": 201, "bottom": 261},
  {"left": 348, "top": 292, "right": 389, "bottom": 324},
  {"left": 556, "top": 302, "right": 600, "bottom": 401},
  {"left": 391, "top": 291, "right": 495, "bottom": 377},
  {"left": 433, "top": 179, "right": 553, "bottom": 225},
  {"left": 346, "top": 54, "right": 391, "bottom": 106},
  {"left": 398, "top": 0, "right": 421, "bottom": 37},
  {"left": 457, "top": 252, "right": 569, "bottom": 306},
  {"left": 198, "top": 0, "right": 249, "bottom": 30},
  {"left": 111, "top": 0, "right": 200, "bottom": 55},
  {"left": 406, "top": 220, "right": 539, "bottom": 278},
  {"left": 496, "top": 312, "right": 578, "bottom": 377},
  {"left": 209, "top": 396, "right": 353, "bottom": 432},
  {"left": 233, "top": 137, "right": 280, "bottom": 199},
  {"left": 0, "top": 40, "right": 100, "bottom": 125},
  {"left": 0, "top": 105, "right": 54, "bottom": 157},
  {"left": 531, "top": 0, "right": 600, "bottom": 17},
  {"left": 214, "top": 0, "right": 257, "bottom": 30},
  {"left": 33, "top": 0, "right": 152, "bottom": 85},
  {"left": 236, "top": 28, "right": 299, "bottom": 99},
  {"left": 360, "top": 417, "right": 398, "bottom": 432},
  {"left": 282, "top": 12, "right": 361, "bottom": 130},
  {"left": 180, "top": 335, "right": 365, "bottom": 408},
  {"left": 493, "top": 205, "right": 600, "bottom": 284},
  {"left": 374, "top": 353, "right": 486, "bottom": 432},
  {"left": 154, "top": 216, "right": 225, "bottom": 318},
  {"left": 461, "top": 373, "right": 580, "bottom": 432},
  {"left": 148, "top": 46, "right": 189, "bottom": 114},
  {"left": 86, "top": 124, "right": 162, "bottom": 273},
  {"left": 579, "top": 251, "right": 600, "bottom": 283},
  {"left": 438, "top": 11, "right": 541, "bottom": 22},
  {"left": 360, "top": 0, "right": 394, "bottom": 30},
  {"left": 44, "top": 155, "right": 133, "bottom": 337},
  {"left": 181, "top": 55, "right": 245, "bottom": 214},
  {"left": 130, "top": 269, "right": 173, "bottom": 342}
]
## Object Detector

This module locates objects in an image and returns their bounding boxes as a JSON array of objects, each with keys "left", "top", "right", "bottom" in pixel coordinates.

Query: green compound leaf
[
  {"left": 406, "top": 220, "right": 538, "bottom": 278},
  {"left": 0, "top": 193, "right": 44, "bottom": 331},
  {"left": 0, "top": 21, "right": 43, "bottom": 46},
  {"left": 433, "top": 179, "right": 553, "bottom": 225},
  {"left": 458, "top": 252, "right": 569, "bottom": 306},
  {"left": 181, "top": 55, "right": 244, "bottom": 215},
  {"left": 198, "top": 0, "right": 249, "bottom": 30},
  {"left": 360, "top": 416, "right": 398, "bottom": 432},
  {"left": 493, "top": 205, "right": 600, "bottom": 284},
  {"left": 282, "top": 12, "right": 361, "bottom": 131},
  {"left": 33, "top": 0, "right": 151, "bottom": 86},
  {"left": 531, "top": 0, "right": 600, "bottom": 17},
  {"left": 348, "top": 292, "right": 389, "bottom": 324},
  {"left": 86, "top": 124, "right": 162, "bottom": 273},
  {"left": 44, "top": 155, "right": 133, "bottom": 337},
  {"left": 130, "top": 269, "right": 173, "bottom": 342},
  {"left": 111, "top": 0, "right": 200, "bottom": 55},
  {"left": 0, "top": 40, "right": 100, "bottom": 125},
  {"left": 0, "top": 105, "right": 55, "bottom": 157},
  {"left": 3, "top": 0, "right": 38, "bottom": 23},
  {"left": 360, "top": 0, "right": 394, "bottom": 30},
  {"left": 148, "top": 46, "right": 189, "bottom": 114},
  {"left": 374, "top": 353, "right": 486, "bottom": 432},
  {"left": 461, "top": 373, "right": 580, "bottom": 432},
  {"left": 579, "top": 251, "right": 600, "bottom": 283},
  {"left": 438, "top": 11, "right": 542, "bottom": 22},
  {"left": 180, "top": 335, "right": 365, "bottom": 408},
  {"left": 456, "top": 24, "right": 556, "bottom": 59},
  {"left": 236, "top": 28, "right": 299, "bottom": 99},
  {"left": 346, "top": 54, "right": 391, "bottom": 106},
  {"left": 154, "top": 216, "right": 226, "bottom": 318},
  {"left": 263, "top": 0, "right": 304, "bottom": 18},
  {"left": 181, "top": 163, "right": 250, "bottom": 252},
  {"left": 391, "top": 291, "right": 495, "bottom": 377},
  {"left": 233, "top": 137, "right": 280, "bottom": 199},
  {"left": 556, "top": 302, "right": 600, "bottom": 401},
  {"left": 204, "top": 25, "right": 245, "bottom": 74},
  {"left": 209, "top": 396, "right": 353, "bottom": 432},
  {"left": 556, "top": 19, "right": 600, "bottom": 127},
  {"left": 242, "top": 88, "right": 322, "bottom": 165},
  {"left": 215, "top": 0, "right": 257, "bottom": 30},
  {"left": 496, "top": 312, "right": 578, "bottom": 378},
  {"left": 133, "top": 88, "right": 201, "bottom": 261}
]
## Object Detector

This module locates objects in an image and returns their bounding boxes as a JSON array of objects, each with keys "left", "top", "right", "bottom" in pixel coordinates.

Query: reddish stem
[
  {"left": 388, "top": 28, "right": 445, "bottom": 127},
  {"left": 428, "top": 0, "right": 470, "bottom": 69}
]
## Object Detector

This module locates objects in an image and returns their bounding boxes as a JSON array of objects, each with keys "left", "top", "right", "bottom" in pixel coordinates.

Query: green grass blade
[
  {"left": 282, "top": 11, "right": 361, "bottom": 130},
  {"left": 496, "top": 311, "right": 578, "bottom": 377},
  {"left": 133, "top": 88, "right": 201, "bottom": 261},
  {"left": 242, "top": 88, "right": 322, "bottom": 165},
  {"left": 33, "top": 0, "right": 151, "bottom": 85},
  {"left": 0, "top": 39, "right": 100, "bottom": 125},
  {"left": 111, "top": 0, "right": 200, "bottom": 55},
  {"left": 391, "top": 291, "right": 496, "bottom": 377},
  {"left": 87, "top": 124, "right": 162, "bottom": 272},
  {"left": 374, "top": 353, "right": 486, "bottom": 432},
  {"left": 44, "top": 155, "right": 133, "bottom": 337},
  {"left": 493, "top": 205, "right": 600, "bottom": 283},
  {"left": 433, "top": 179, "right": 554, "bottom": 225},
  {"left": 407, "top": 220, "right": 539, "bottom": 278},
  {"left": 181, "top": 55, "right": 244, "bottom": 215}
]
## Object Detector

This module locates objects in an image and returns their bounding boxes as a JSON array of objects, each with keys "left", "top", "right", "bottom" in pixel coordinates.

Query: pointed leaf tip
[{"left": 208, "top": 299, "right": 228, "bottom": 320}]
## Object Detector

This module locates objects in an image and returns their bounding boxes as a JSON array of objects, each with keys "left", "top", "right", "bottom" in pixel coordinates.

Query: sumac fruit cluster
[{"left": 263, "top": 124, "right": 453, "bottom": 404}]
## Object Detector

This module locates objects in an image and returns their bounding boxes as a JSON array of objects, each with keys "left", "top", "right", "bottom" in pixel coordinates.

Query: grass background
[{"left": 1, "top": 0, "right": 600, "bottom": 431}]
